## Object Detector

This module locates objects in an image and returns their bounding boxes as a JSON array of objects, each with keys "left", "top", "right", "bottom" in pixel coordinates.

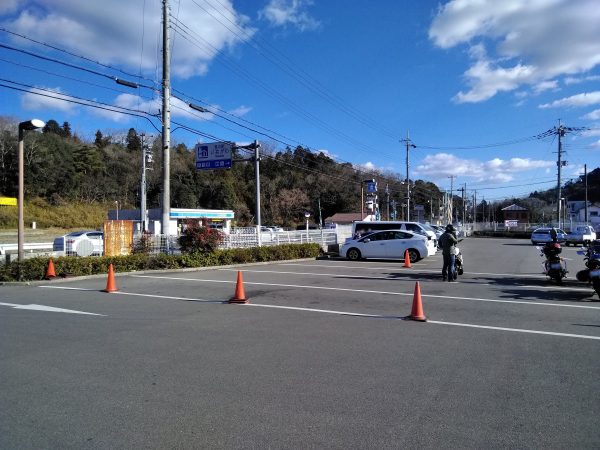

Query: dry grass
[{"left": 0, "top": 198, "right": 111, "bottom": 244}]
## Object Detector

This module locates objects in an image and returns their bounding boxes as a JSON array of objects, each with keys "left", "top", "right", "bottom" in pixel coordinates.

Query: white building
[
  {"left": 566, "top": 201, "right": 600, "bottom": 229},
  {"left": 108, "top": 207, "right": 234, "bottom": 235}
]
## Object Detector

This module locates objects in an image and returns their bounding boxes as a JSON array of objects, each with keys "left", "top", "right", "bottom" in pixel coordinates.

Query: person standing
[{"left": 439, "top": 224, "right": 458, "bottom": 281}]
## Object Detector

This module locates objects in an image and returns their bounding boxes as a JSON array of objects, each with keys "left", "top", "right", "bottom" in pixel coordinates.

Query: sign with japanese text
[{"left": 195, "top": 142, "right": 233, "bottom": 170}]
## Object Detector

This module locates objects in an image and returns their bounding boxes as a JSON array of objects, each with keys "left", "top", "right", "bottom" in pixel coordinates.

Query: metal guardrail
[{"left": 0, "top": 242, "right": 53, "bottom": 255}]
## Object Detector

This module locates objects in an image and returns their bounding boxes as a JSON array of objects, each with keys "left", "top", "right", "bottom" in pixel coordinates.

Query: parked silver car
[{"left": 530, "top": 228, "right": 566, "bottom": 245}]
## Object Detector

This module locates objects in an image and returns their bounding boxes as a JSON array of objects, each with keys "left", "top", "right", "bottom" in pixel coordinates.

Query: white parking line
[
  {"left": 280, "top": 262, "right": 551, "bottom": 279},
  {"left": 129, "top": 275, "right": 600, "bottom": 310},
  {"left": 34, "top": 286, "right": 600, "bottom": 341},
  {"left": 218, "top": 268, "right": 592, "bottom": 293}
]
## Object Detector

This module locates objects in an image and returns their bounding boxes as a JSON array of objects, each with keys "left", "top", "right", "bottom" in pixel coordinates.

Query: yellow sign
[{"left": 0, "top": 197, "right": 17, "bottom": 206}]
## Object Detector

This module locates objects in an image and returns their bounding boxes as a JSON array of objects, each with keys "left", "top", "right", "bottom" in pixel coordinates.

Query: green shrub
[
  {"left": 178, "top": 220, "right": 224, "bottom": 254},
  {"left": 0, "top": 243, "right": 321, "bottom": 282}
]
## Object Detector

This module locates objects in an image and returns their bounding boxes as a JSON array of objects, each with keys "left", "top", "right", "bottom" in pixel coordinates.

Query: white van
[{"left": 351, "top": 221, "right": 437, "bottom": 256}]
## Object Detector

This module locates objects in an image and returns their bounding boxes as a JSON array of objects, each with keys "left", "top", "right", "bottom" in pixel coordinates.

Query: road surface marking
[
  {"left": 280, "top": 262, "right": 550, "bottom": 279},
  {"left": 129, "top": 275, "right": 600, "bottom": 310},
  {"left": 31, "top": 290, "right": 600, "bottom": 341},
  {"left": 0, "top": 301, "right": 103, "bottom": 316},
  {"left": 39, "top": 286, "right": 221, "bottom": 303},
  {"left": 218, "top": 268, "right": 593, "bottom": 293}
]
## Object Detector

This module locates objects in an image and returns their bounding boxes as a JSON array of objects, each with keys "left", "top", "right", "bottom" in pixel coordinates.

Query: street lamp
[
  {"left": 18, "top": 119, "right": 45, "bottom": 262},
  {"left": 304, "top": 211, "right": 311, "bottom": 239},
  {"left": 114, "top": 200, "right": 120, "bottom": 220}
]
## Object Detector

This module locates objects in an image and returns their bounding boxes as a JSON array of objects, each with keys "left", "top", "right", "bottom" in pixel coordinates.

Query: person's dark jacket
[{"left": 439, "top": 231, "right": 458, "bottom": 256}]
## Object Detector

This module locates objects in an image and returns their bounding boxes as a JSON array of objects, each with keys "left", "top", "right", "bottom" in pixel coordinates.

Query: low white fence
[
  {"left": 224, "top": 227, "right": 338, "bottom": 250},
  {"left": 0, "top": 242, "right": 53, "bottom": 255},
  {"left": 1, "top": 228, "right": 339, "bottom": 264}
]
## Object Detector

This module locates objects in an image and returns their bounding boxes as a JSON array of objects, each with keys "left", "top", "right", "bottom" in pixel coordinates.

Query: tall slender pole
[
  {"left": 584, "top": 164, "right": 588, "bottom": 223},
  {"left": 254, "top": 141, "right": 261, "bottom": 227},
  {"left": 361, "top": 185, "right": 364, "bottom": 219},
  {"left": 317, "top": 197, "right": 322, "bottom": 228},
  {"left": 448, "top": 175, "right": 455, "bottom": 224},
  {"left": 473, "top": 190, "right": 477, "bottom": 225},
  {"left": 17, "top": 126, "right": 24, "bottom": 262},
  {"left": 140, "top": 133, "right": 147, "bottom": 232},
  {"left": 556, "top": 122, "right": 564, "bottom": 229},
  {"left": 386, "top": 184, "right": 390, "bottom": 221},
  {"left": 406, "top": 133, "right": 410, "bottom": 221},
  {"left": 161, "top": 0, "right": 171, "bottom": 241}
]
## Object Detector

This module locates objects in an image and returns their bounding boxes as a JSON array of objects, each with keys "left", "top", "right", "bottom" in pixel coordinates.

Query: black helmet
[{"left": 445, "top": 224, "right": 455, "bottom": 232}]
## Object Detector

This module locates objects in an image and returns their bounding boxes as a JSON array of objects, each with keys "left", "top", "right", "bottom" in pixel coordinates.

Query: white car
[
  {"left": 53, "top": 230, "right": 104, "bottom": 256},
  {"left": 565, "top": 225, "right": 596, "bottom": 246},
  {"left": 340, "top": 229, "right": 429, "bottom": 262}
]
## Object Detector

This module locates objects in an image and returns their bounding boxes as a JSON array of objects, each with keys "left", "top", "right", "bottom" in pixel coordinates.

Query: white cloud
[
  {"left": 93, "top": 94, "right": 215, "bottom": 123},
  {"left": 228, "top": 105, "right": 252, "bottom": 117},
  {"left": 0, "top": 0, "right": 19, "bottom": 14},
  {"left": 414, "top": 153, "right": 554, "bottom": 182},
  {"left": 21, "top": 86, "right": 75, "bottom": 112},
  {"left": 582, "top": 108, "right": 600, "bottom": 120},
  {"left": 533, "top": 80, "right": 558, "bottom": 94},
  {"left": 539, "top": 91, "right": 600, "bottom": 108},
  {"left": 429, "top": 0, "right": 600, "bottom": 103},
  {"left": 564, "top": 75, "right": 600, "bottom": 85},
  {"left": 581, "top": 127, "right": 600, "bottom": 137},
  {"left": 259, "top": 0, "right": 320, "bottom": 31},
  {"left": 3, "top": 0, "right": 255, "bottom": 79},
  {"left": 589, "top": 140, "right": 600, "bottom": 149}
]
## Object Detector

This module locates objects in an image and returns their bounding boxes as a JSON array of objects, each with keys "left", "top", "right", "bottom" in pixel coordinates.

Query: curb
[{"left": 0, "top": 257, "right": 319, "bottom": 286}]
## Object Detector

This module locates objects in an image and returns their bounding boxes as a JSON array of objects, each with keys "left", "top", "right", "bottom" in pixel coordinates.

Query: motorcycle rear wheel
[{"left": 593, "top": 279, "right": 600, "bottom": 299}]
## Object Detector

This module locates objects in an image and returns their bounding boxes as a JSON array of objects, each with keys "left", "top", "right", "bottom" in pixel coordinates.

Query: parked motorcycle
[
  {"left": 538, "top": 242, "right": 567, "bottom": 284},
  {"left": 453, "top": 242, "right": 464, "bottom": 276},
  {"left": 576, "top": 240, "right": 600, "bottom": 298}
]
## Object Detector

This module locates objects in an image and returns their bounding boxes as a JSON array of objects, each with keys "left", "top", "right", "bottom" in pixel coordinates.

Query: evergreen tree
[
  {"left": 126, "top": 128, "right": 141, "bottom": 152},
  {"left": 94, "top": 130, "right": 104, "bottom": 148},
  {"left": 42, "top": 119, "right": 62, "bottom": 135},
  {"left": 62, "top": 121, "right": 72, "bottom": 138}
]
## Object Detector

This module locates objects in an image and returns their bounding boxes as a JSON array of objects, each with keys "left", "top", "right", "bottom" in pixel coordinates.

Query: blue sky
[{"left": 1, "top": 0, "right": 600, "bottom": 201}]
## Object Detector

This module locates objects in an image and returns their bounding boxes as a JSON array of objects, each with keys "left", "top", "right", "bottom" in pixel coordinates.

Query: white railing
[
  {"left": 0, "top": 242, "right": 53, "bottom": 255},
  {"left": 223, "top": 228, "right": 337, "bottom": 250}
]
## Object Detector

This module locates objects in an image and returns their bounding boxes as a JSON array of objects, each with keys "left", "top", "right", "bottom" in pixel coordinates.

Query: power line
[
  {"left": 0, "top": 80, "right": 161, "bottom": 132},
  {"left": 168, "top": 16, "right": 398, "bottom": 160},
  {"left": 0, "top": 42, "right": 158, "bottom": 91},
  {"left": 190, "top": 0, "right": 399, "bottom": 140},
  {"left": 0, "top": 27, "right": 159, "bottom": 86},
  {"left": 0, "top": 56, "right": 155, "bottom": 100}
]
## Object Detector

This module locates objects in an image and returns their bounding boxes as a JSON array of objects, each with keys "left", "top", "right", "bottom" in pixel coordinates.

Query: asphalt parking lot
[{"left": 1, "top": 237, "right": 599, "bottom": 449}]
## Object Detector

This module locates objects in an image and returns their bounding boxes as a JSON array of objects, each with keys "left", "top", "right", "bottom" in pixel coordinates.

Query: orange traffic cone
[
  {"left": 403, "top": 249, "right": 412, "bottom": 268},
  {"left": 407, "top": 281, "right": 426, "bottom": 322},
  {"left": 104, "top": 263, "right": 118, "bottom": 293},
  {"left": 45, "top": 258, "right": 56, "bottom": 280},
  {"left": 229, "top": 271, "right": 249, "bottom": 304}
]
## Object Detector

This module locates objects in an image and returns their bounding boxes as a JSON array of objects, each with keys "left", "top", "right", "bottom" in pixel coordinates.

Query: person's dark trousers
[{"left": 442, "top": 253, "right": 456, "bottom": 280}]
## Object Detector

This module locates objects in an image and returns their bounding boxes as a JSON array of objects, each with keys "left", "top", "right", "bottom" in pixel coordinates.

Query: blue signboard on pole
[
  {"left": 366, "top": 181, "right": 377, "bottom": 193},
  {"left": 195, "top": 142, "right": 233, "bottom": 170}
]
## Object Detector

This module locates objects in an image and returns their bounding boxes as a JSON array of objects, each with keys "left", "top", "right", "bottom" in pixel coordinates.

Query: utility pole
[
  {"left": 584, "top": 164, "right": 588, "bottom": 224},
  {"left": 400, "top": 131, "right": 416, "bottom": 221},
  {"left": 448, "top": 175, "right": 456, "bottom": 223},
  {"left": 385, "top": 184, "right": 390, "bottom": 220},
  {"left": 140, "top": 133, "right": 148, "bottom": 232},
  {"left": 556, "top": 121, "right": 565, "bottom": 229},
  {"left": 253, "top": 140, "right": 261, "bottom": 228},
  {"left": 161, "top": 0, "right": 171, "bottom": 242},
  {"left": 317, "top": 197, "right": 323, "bottom": 228},
  {"left": 459, "top": 184, "right": 466, "bottom": 225}
]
